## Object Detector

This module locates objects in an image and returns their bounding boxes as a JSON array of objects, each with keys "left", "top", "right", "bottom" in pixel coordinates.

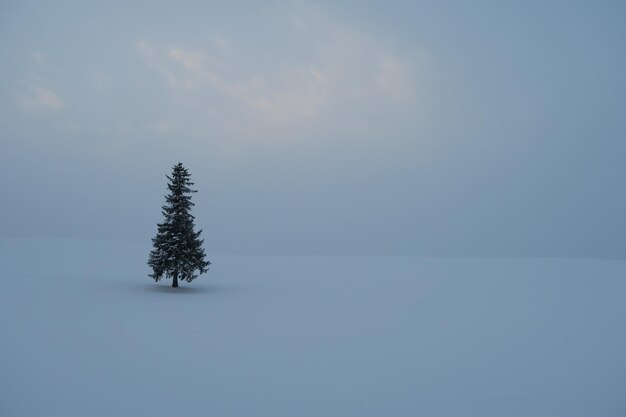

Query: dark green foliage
[{"left": 148, "top": 163, "right": 210, "bottom": 287}]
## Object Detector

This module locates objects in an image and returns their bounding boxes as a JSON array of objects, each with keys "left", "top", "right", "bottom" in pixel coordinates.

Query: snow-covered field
[{"left": 1, "top": 238, "right": 625, "bottom": 417}]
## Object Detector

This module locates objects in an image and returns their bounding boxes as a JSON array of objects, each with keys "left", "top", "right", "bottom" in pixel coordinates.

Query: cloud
[
  {"left": 236, "top": 65, "right": 329, "bottom": 125},
  {"left": 210, "top": 35, "right": 230, "bottom": 51},
  {"left": 17, "top": 82, "right": 65, "bottom": 112},
  {"left": 137, "top": 40, "right": 199, "bottom": 91},
  {"left": 168, "top": 48, "right": 208, "bottom": 72},
  {"left": 33, "top": 52, "right": 44, "bottom": 64},
  {"left": 134, "top": 2, "right": 426, "bottom": 141}
]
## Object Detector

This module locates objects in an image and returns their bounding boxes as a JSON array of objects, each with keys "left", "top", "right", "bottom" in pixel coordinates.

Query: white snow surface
[{"left": 1, "top": 238, "right": 625, "bottom": 417}]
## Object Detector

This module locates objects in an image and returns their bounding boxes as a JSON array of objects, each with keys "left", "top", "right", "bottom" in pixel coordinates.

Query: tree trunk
[{"left": 172, "top": 273, "right": 179, "bottom": 288}]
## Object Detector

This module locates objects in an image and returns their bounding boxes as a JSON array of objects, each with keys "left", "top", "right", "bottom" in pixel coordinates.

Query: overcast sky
[{"left": 1, "top": 0, "right": 625, "bottom": 257}]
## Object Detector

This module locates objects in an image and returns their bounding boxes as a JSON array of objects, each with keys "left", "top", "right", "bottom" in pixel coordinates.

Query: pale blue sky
[{"left": 1, "top": 0, "right": 625, "bottom": 257}]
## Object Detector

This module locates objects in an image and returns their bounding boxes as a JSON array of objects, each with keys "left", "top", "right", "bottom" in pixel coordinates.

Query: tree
[{"left": 148, "top": 163, "right": 210, "bottom": 287}]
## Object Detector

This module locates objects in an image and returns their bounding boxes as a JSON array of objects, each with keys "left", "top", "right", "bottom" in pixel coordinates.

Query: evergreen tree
[{"left": 148, "top": 163, "right": 210, "bottom": 287}]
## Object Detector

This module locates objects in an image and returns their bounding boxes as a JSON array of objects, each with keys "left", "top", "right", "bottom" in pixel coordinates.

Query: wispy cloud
[
  {"left": 210, "top": 35, "right": 230, "bottom": 51},
  {"left": 33, "top": 52, "right": 45, "bottom": 64},
  {"left": 17, "top": 82, "right": 65, "bottom": 112},
  {"left": 134, "top": 2, "right": 426, "bottom": 141}
]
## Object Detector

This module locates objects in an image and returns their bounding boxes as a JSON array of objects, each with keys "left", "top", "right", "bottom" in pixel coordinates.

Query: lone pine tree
[{"left": 148, "top": 163, "right": 210, "bottom": 288}]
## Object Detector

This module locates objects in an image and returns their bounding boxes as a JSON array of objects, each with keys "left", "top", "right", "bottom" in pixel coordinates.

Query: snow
[{"left": 1, "top": 238, "right": 625, "bottom": 417}]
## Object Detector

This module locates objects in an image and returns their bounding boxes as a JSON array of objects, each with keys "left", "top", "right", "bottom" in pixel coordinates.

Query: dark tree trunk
[{"left": 172, "top": 273, "right": 179, "bottom": 288}]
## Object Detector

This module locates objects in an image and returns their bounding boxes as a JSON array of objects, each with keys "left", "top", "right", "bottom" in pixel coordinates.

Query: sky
[{"left": 1, "top": 0, "right": 625, "bottom": 257}]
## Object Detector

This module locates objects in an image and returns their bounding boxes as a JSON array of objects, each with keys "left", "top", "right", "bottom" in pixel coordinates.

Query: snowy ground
[{"left": 1, "top": 238, "right": 625, "bottom": 417}]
